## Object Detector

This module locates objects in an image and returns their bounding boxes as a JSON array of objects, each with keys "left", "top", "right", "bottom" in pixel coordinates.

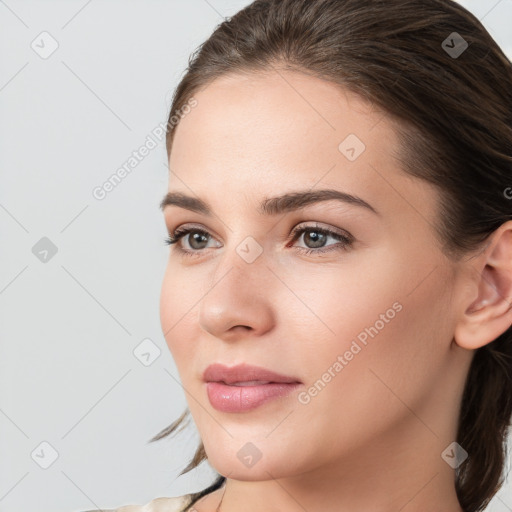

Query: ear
[{"left": 454, "top": 221, "right": 512, "bottom": 350}]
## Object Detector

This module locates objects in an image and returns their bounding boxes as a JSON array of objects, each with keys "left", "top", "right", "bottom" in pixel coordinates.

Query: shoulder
[{"left": 81, "top": 493, "right": 195, "bottom": 512}]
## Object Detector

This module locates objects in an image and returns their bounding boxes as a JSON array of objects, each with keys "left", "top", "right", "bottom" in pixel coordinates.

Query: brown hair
[{"left": 151, "top": 1, "right": 512, "bottom": 511}]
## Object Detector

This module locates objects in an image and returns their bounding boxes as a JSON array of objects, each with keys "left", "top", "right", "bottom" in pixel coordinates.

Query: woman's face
[{"left": 160, "top": 69, "right": 471, "bottom": 480}]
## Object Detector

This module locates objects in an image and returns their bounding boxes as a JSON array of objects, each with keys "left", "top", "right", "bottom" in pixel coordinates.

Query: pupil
[
  {"left": 190, "top": 232, "right": 208, "bottom": 249},
  {"left": 305, "top": 230, "right": 325, "bottom": 248}
]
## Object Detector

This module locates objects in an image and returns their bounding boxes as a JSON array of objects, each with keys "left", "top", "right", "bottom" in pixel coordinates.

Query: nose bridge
[{"left": 211, "top": 233, "right": 269, "bottom": 301}]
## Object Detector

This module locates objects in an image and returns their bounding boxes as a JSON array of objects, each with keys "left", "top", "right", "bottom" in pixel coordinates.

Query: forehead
[
  {"left": 171, "top": 70, "right": 389, "bottom": 167},
  {"left": 167, "top": 69, "right": 436, "bottom": 221}
]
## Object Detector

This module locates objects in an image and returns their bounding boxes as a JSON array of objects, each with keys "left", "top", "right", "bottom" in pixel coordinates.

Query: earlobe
[{"left": 454, "top": 223, "right": 512, "bottom": 351}]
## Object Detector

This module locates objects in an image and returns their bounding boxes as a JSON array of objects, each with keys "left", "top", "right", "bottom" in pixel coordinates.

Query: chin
[{"left": 204, "top": 441, "right": 304, "bottom": 481}]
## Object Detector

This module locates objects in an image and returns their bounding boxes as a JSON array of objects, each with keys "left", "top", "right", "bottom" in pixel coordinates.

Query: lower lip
[{"left": 206, "top": 382, "right": 302, "bottom": 412}]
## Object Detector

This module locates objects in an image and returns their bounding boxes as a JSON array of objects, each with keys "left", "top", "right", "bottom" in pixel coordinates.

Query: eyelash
[{"left": 164, "top": 224, "right": 353, "bottom": 258}]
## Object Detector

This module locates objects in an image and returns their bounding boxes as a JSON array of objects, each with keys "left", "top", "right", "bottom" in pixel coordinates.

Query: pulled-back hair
[{"left": 152, "top": 1, "right": 512, "bottom": 511}]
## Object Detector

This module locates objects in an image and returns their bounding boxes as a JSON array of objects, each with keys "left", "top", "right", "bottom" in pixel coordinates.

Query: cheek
[
  {"left": 286, "top": 250, "right": 450, "bottom": 386},
  {"left": 275, "top": 255, "right": 404, "bottom": 361},
  {"left": 293, "top": 257, "right": 455, "bottom": 442},
  {"left": 159, "top": 262, "right": 201, "bottom": 361}
]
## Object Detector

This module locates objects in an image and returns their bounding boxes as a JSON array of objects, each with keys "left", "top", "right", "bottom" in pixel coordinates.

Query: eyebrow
[{"left": 160, "top": 189, "right": 380, "bottom": 217}]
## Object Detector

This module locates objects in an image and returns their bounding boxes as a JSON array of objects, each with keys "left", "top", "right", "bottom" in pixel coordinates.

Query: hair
[{"left": 150, "top": 1, "right": 512, "bottom": 511}]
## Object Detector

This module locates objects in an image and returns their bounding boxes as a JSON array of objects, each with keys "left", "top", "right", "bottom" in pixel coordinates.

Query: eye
[
  {"left": 164, "top": 226, "right": 219, "bottom": 257},
  {"left": 288, "top": 223, "right": 353, "bottom": 255},
  {"left": 164, "top": 223, "right": 354, "bottom": 258}
]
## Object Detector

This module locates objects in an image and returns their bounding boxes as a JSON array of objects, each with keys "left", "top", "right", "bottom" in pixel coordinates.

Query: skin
[{"left": 159, "top": 69, "right": 512, "bottom": 512}]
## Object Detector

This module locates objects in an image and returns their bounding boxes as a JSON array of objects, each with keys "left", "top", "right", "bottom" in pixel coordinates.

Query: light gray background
[{"left": 1, "top": 1, "right": 511, "bottom": 511}]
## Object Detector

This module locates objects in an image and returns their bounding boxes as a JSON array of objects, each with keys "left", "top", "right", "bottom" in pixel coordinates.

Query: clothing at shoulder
[{"left": 81, "top": 493, "right": 195, "bottom": 512}]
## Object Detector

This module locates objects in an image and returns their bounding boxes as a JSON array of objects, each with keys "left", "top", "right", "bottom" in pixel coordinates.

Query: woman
[{"left": 96, "top": 0, "right": 512, "bottom": 510}]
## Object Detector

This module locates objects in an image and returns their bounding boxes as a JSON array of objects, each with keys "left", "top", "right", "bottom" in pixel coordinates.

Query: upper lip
[{"left": 203, "top": 363, "right": 301, "bottom": 385}]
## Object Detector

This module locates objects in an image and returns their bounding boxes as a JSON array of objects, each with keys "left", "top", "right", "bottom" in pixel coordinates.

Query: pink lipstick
[{"left": 203, "top": 363, "right": 302, "bottom": 413}]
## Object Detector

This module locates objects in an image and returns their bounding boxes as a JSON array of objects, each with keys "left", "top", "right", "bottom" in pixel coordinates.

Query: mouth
[
  {"left": 205, "top": 381, "right": 302, "bottom": 412},
  {"left": 203, "top": 363, "right": 302, "bottom": 412},
  {"left": 203, "top": 362, "right": 301, "bottom": 385},
  {"left": 226, "top": 380, "right": 272, "bottom": 386}
]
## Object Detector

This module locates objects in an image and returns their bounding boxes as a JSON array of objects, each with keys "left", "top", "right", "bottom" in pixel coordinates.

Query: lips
[
  {"left": 203, "top": 363, "right": 301, "bottom": 385},
  {"left": 203, "top": 363, "right": 303, "bottom": 412}
]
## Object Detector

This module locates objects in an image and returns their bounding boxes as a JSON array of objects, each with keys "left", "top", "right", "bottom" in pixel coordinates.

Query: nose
[{"left": 198, "top": 247, "right": 276, "bottom": 342}]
